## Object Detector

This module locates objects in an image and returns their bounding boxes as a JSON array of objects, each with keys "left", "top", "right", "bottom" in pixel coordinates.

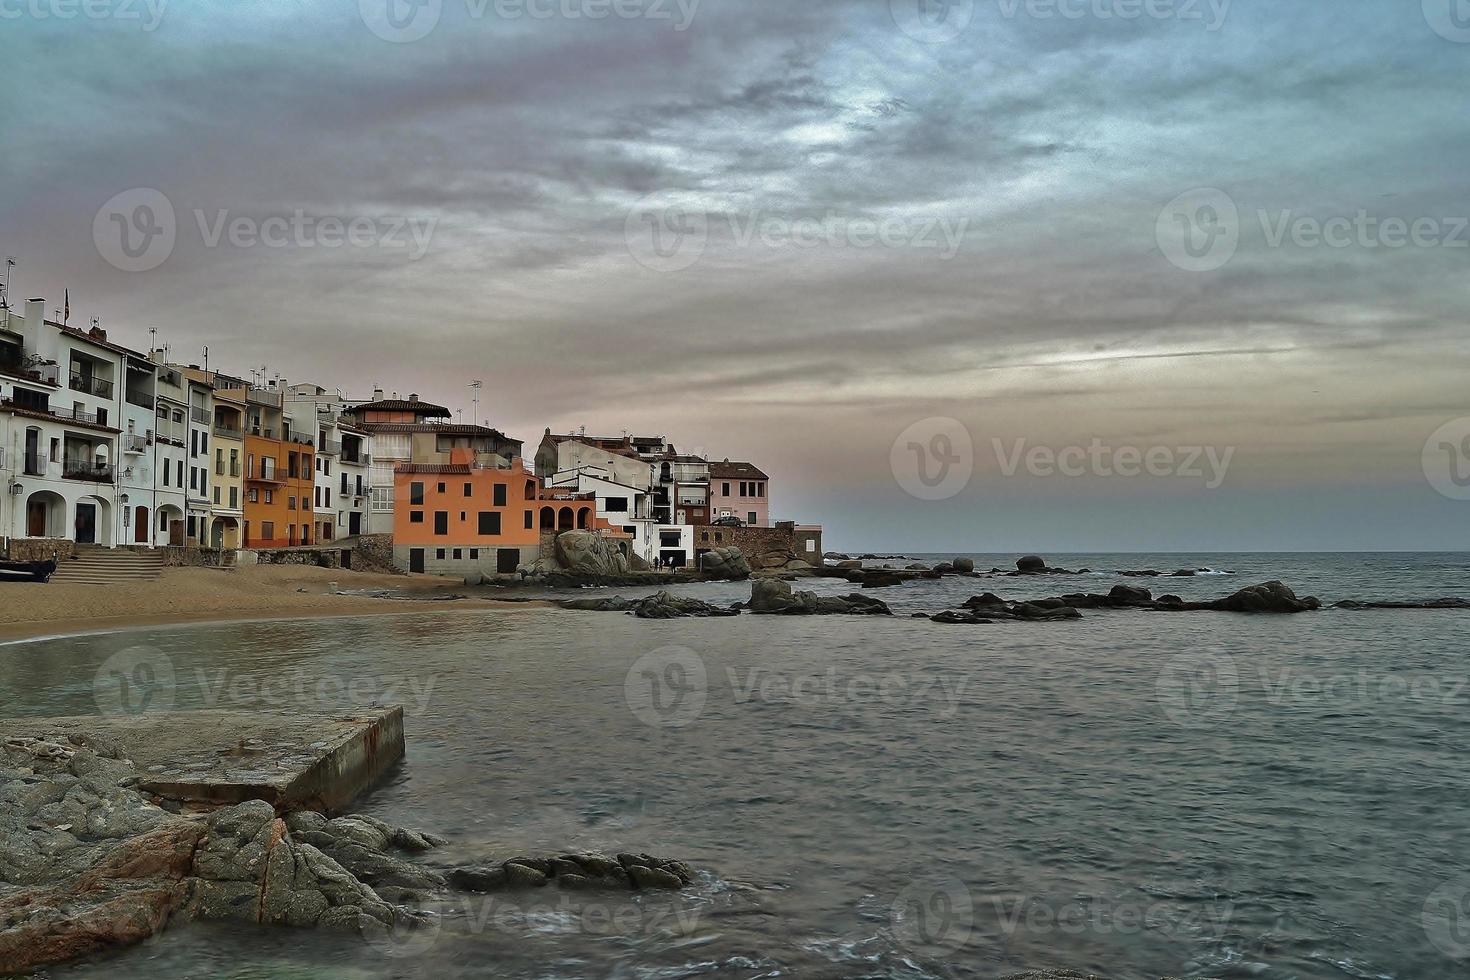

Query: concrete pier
[{"left": 0, "top": 707, "right": 404, "bottom": 812}]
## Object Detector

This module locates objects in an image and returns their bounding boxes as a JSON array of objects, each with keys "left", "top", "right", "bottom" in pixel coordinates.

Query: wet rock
[
  {"left": 446, "top": 852, "right": 687, "bottom": 894},
  {"left": 1199, "top": 581, "right": 1319, "bottom": 613},
  {"left": 628, "top": 865, "right": 683, "bottom": 890},
  {"left": 554, "top": 530, "right": 632, "bottom": 579},
  {"left": 1017, "top": 555, "right": 1047, "bottom": 573},
  {"left": 633, "top": 591, "right": 741, "bottom": 619},
  {"left": 951, "top": 557, "right": 975, "bottom": 574},
  {"left": 1334, "top": 597, "right": 1470, "bottom": 609},
  {"left": 746, "top": 579, "right": 892, "bottom": 616},
  {"left": 1109, "top": 584, "right": 1152, "bottom": 604}
]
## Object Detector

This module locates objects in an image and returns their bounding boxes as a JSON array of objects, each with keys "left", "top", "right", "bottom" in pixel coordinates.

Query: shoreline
[{"left": 0, "top": 564, "right": 557, "bottom": 645}]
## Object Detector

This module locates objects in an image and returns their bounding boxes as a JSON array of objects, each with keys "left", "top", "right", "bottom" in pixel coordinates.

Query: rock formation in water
[
  {"left": 932, "top": 581, "right": 1321, "bottom": 623},
  {"left": 746, "top": 577, "right": 893, "bottom": 616},
  {"left": 448, "top": 852, "right": 695, "bottom": 893}
]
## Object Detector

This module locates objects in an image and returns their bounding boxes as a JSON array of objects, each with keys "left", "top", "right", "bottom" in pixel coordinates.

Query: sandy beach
[{"left": 0, "top": 564, "right": 551, "bottom": 643}]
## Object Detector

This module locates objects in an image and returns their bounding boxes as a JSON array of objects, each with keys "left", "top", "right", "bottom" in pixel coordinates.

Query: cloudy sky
[{"left": 2, "top": 0, "right": 1467, "bottom": 551}]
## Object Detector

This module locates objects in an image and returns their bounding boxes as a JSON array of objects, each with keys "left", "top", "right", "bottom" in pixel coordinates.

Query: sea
[{"left": 3, "top": 552, "right": 1469, "bottom": 979}]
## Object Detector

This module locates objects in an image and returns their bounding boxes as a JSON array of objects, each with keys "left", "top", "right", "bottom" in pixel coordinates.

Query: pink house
[{"left": 709, "top": 460, "right": 770, "bottom": 527}]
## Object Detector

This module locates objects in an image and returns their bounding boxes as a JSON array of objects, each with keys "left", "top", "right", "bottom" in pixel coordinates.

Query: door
[
  {"left": 409, "top": 548, "right": 425, "bottom": 574},
  {"left": 169, "top": 520, "right": 185, "bottom": 546},
  {"left": 135, "top": 506, "right": 149, "bottom": 544},
  {"left": 26, "top": 499, "right": 46, "bottom": 537},
  {"left": 75, "top": 503, "right": 97, "bottom": 544},
  {"left": 349, "top": 512, "right": 362, "bottom": 535},
  {"left": 496, "top": 549, "right": 520, "bottom": 574}
]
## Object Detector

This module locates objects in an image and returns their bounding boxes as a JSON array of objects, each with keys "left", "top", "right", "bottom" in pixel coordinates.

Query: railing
[
  {"left": 214, "top": 423, "right": 243, "bottom": 439},
  {"left": 249, "top": 426, "right": 279, "bottom": 440},
  {"left": 341, "top": 452, "right": 369, "bottom": 466},
  {"left": 230, "top": 462, "right": 242, "bottom": 477},
  {"left": 54, "top": 406, "right": 101, "bottom": 425},
  {"left": 23, "top": 451, "right": 45, "bottom": 477},
  {"left": 68, "top": 372, "right": 113, "bottom": 399},
  {"left": 191, "top": 407, "right": 209, "bottom": 423},
  {"left": 124, "top": 434, "right": 149, "bottom": 453},
  {"left": 287, "top": 434, "right": 314, "bottom": 446},
  {"left": 63, "top": 460, "right": 114, "bottom": 483},
  {"left": 158, "top": 422, "right": 186, "bottom": 444},
  {"left": 250, "top": 466, "right": 285, "bottom": 483},
  {"left": 320, "top": 438, "right": 342, "bottom": 455},
  {"left": 125, "top": 389, "right": 153, "bottom": 409}
]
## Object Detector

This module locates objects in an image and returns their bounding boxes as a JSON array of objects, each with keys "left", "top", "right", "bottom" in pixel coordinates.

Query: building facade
[
  {"left": 392, "top": 453, "right": 547, "bottom": 576},
  {"left": 709, "top": 460, "right": 770, "bottom": 527}
]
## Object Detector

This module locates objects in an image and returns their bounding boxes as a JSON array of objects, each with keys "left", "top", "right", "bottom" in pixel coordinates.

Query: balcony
[
  {"left": 214, "top": 422, "right": 243, "bottom": 440},
  {"left": 68, "top": 372, "right": 114, "bottom": 399},
  {"left": 23, "top": 451, "right": 45, "bottom": 477},
  {"left": 54, "top": 406, "right": 103, "bottom": 426},
  {"left": 124, "top": 434, "right": 149, "bottom": 454},
  {"left": 320, "top": 438, "right": 342, "bottom": 456},
  {"left": 125, "top": 389, "right": 153, "bottom": 410},
  {"left": 342, "top": 452, "right": 370, "bottom": 466},
  {"left": 191, "top": 407, "right": 209, "bottom": 423},
  {"left": 287, "top": 434, "right": 314, "bottom": 447},
  {"left": 63, "top": 460, "right": 114, "bottom": 483},
  {"left": 249, "top": 467, "right": 285, "bottom": 484},
  {"left": 249, "top": 426, "right": 280, "bottom": 440}
]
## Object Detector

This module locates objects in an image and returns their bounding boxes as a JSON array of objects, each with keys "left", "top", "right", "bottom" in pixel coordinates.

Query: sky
[{"left": 1, "top": 0, "right": 1467, "bottom": 552}]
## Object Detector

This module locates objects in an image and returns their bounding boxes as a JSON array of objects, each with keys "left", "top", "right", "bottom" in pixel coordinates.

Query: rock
[
  {"left": 833, "top": 559, "right": 863, "bottom": 569},
  {"left": 1108, "top": 584, "right": 1152, "bottom": 604},
  {"left": 931, "top": 562, "right": 954, "bottom": 574},
  {"left": 633, "top": 591, "right": 741, "bottom": 619},
  {"left": 463, "top": 573, "right": 483, "bottom": 587},
  {"left": 700, "top": 547, "right": 751, "bottom": 581},
  {"left": 952, "top": 557, "right": 975, "bottom": 574},
  {"left": 746, "top": 579, "right": 891, "bottom": 616},
  {"left": 449, "top": 867, "right": 507, "bottom": 892},
  {"left": 554, "top": 530, "right": 631, "bottom": 579},
  {"left": 1202, "top": 581, "right": 1320, "bottom": 613},
  {"left": 860, "top": 572, "right": 904, "bottom": 589},
  {"left": 558, "top": 596, "right": 633, "bottom": 612},
  {"left": 1017, "top": 556, "right": 1047, "bottom": 573},
  {"left": 1334, "top": 597, "right": 1470, "bottom": 609},
  {"left": 503, "top": 862, "right": 549, "bottom": 888},
  {"left": 628, "top": 865, "right": 684, "bottom": 890}
]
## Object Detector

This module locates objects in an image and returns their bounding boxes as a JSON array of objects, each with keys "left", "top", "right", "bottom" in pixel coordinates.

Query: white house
[
  {"left": 285, "top": 383, "right": 373, "bottom": 541},
  {"left": 149, "top": 357, "right": 189, "bottom": 545}
]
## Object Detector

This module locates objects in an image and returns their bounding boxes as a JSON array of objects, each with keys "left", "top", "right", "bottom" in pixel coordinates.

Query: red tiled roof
[
  {"left": 346, "top": 399, "right": 452, "bottom": 418},
  {"left": 394, "top": 464, "right": 472, "bottom": 475}
]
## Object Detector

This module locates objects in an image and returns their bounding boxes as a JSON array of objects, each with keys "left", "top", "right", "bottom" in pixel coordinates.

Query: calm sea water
[{"left": 3, "top": 553, "right": 1470, "bottom": 979}]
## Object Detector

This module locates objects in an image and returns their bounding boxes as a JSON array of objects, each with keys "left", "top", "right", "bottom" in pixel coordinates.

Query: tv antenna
[{"left": 0, "top": 257, "right": 14, "bottom": 311}]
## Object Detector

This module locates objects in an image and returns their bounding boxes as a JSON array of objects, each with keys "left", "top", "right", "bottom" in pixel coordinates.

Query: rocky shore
[{"left": 0, "top": 726, "right": 695, "bottom": 975}]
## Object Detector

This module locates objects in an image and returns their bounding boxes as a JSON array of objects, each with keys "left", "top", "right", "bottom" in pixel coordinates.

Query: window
[
  {"left": 288, "top": 496, "right": 296, "bottom": 511},
  {"left": 410, "top": 482, "right": 424, "bottom": 505},
  {"left": 453, "top": 549, "right": 462, "bottom": 560},
  {"left": 262, "top": 521, "right": 275, "bottom": 540},
  {"left": 163, "top": 458, "right": 171, "bottom": 484},
  {"left": 410, "top": 511, "right": 424, "bottom": 524},
  {"left": 493, "top": 484, "right": 507, "bottom": 507},
  {"left": 213, "top": 487, "right": 220, "bottom": 504},
  {"left": 248, "top": 488, "right": 259, "bottom": 503},
  {"left": 479, "top": 512, "right": 501, "bottom": 535},
  {"left": 464, "top": 483, "right": 472, "bottom": 497},
  {"left": 265, "top": 489, "right": 273, "bottom": 504},
  {"left": 606, "top": 497, "right": 628, "bottom": 513},
  {"left": 436, "top": 549, "right": 446, "bottom": 560},
  {"left": 437, "top": 482, "right": 446, "bottom": 493},
  {"left": 230, "top": 487, "right": 238, "bottom": 508},
  {"left": 215, "top": 448, "right": 223, "bottom": 474},
  {"left": 749, "top": 512, "right": 758, "bottom": 526},
  {"left": 434, "top": 511, "right": 449, "bottom": 535},
  {"left": 470, "top": 549, "right": 479, "bottom": 560},
  {"left": 524, "top": 512, "right": 533, "bottom": 530}
]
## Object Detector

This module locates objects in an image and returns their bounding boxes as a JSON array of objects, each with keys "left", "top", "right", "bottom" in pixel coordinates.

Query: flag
[{"left": 64, "top": 290, "right": 69, "bottom": 324}]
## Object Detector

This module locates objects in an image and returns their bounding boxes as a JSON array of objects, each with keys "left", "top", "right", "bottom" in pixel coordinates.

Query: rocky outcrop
[
  {"left": 700, "top": 547, "right": 751, "bottom": 580},
  {"left": 554, "top": 531, "right": 632, "bottom": 579},
  {"left": 556, "top": 592, "right": 739, "bottom": 618},
  {"left": 0, "top": 734, "right": 439, "bottom": 974},
  {"left": 932, "top": 581, "right": 1321, "bottom": 623},
  {"left": 1334, "top": 597, "right": 1470, "bottom": 609},
  {"left": 1016, "top": 555, "right": 1047, "bottom": 573},
  {"left": 746, "top": 578, "right": 892, "bottom": 616},
  {"left": 951, "top": 557, "right": 976, "bottom": 574},
  {"left": 448, "top": 852, "right": 694, "bottom": 893}
]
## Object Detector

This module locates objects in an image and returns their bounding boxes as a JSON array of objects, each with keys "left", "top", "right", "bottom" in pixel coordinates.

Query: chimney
[
  {"left": 89, "top": 326, "right": 107, "bottom": 342},
  {"left": 372, "top": 386, "right": 384, "bottom": 401},
  {"left": 408, "top": 393, "right": 419, "bottom": 403},
  {"left": 22, "top": 298, "right": 44, "bottom": 352}
]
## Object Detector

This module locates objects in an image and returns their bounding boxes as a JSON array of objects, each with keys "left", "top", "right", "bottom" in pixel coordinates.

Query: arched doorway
[
  {"left": 157, "top": 505, "right": 185, "bottom": 546},
  {"left": 73, "top": 495, "right": 111, "bottom": 546},
  {"left": 24, "top": 491, "right": 65, "bottom": 538},
  {"left": 576, "top": 507, "right": 590, "bottom": 529},
  {"left": 210, "top": 517, "right": 240, "bottom": 550},
  {"left": 558, "top": 506, "right": 574, "bottom": 531},
  {"left": 539, "top": 506, "right": 555, "bottom": 530}
]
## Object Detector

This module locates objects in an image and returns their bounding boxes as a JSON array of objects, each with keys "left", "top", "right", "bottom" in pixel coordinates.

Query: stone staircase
[{"left": 51, "top": 546, "right": 165, "bottom": 586}]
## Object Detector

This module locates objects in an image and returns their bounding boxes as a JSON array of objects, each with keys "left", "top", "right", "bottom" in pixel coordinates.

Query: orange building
[
  {"left": 239, "top": 387, "right": 317, "bottom": 548},
  {"left": 392, "top": 450, "right": 619, "bottom": 576}
]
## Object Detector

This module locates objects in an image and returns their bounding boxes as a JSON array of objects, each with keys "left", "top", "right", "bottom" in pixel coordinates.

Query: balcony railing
[
  {"left": 63, "top": 460, "right": 114, "bottom": 483},
  {"left": 68, "top": 372, "right": 113, "bottom": 399},
  {"left": 191, "top": 407, "right": 209, "bottom": 423},
  {"left": 341, "top": 452, "right": 370, "bottom": 466},
  {"left": 124, "top": 434, "right": 149, "bottom": 453},
  {"left": 125, "top": 389, "right": 153, "bottom": 409},
  {"left": 320, "top": 438, "right": 342, "bottom": 455},
  {"left": 250, "top": 467, "right": 285, "bottom": 484},
  {"left": 23, "top": 451, "right": 45, "bottom": 477},
  {"left": 214, "top": 423, "right": 243, "bottom": 439},
  {"left": 55, "top": 406, "right": 102, "bottom": 425},
  {"left": 249, "top": 426, "right": 279, "bottom": 440}
]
